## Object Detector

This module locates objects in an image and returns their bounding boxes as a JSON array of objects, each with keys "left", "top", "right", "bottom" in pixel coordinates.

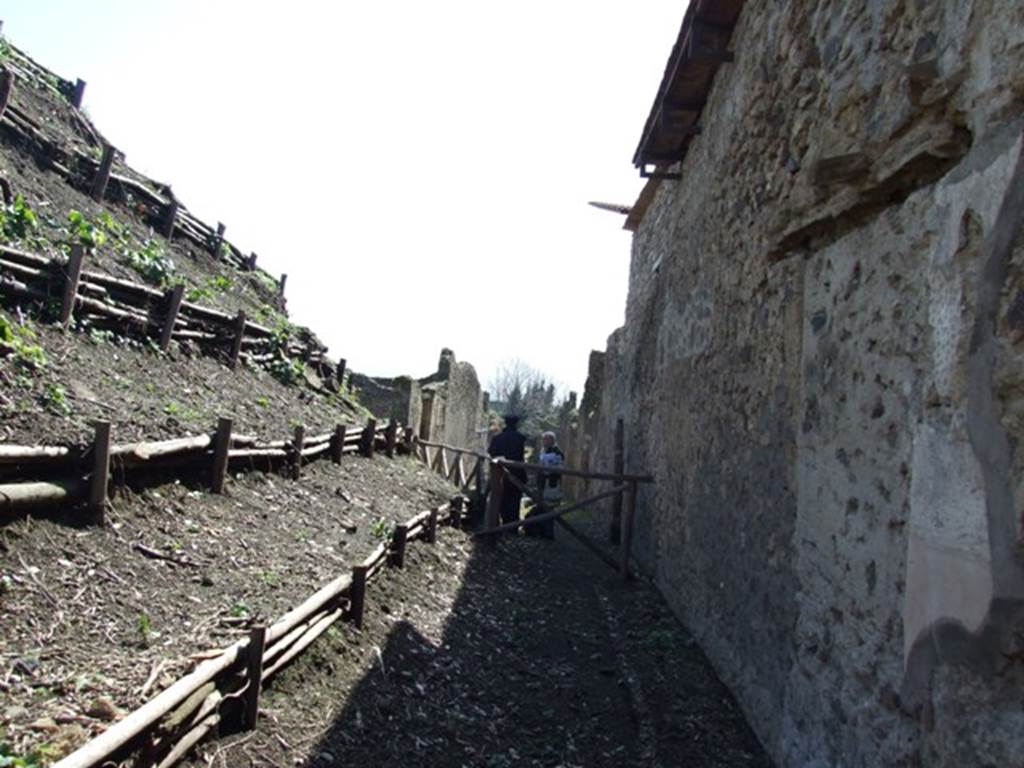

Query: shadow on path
[{"left": 297, "top": 518, "right": 774, "bottom": 768}]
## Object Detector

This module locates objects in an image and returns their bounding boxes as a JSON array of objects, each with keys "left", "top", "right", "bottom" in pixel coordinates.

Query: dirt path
[{"left": 186, "top": 517, "right": 773, "bottom": 768}]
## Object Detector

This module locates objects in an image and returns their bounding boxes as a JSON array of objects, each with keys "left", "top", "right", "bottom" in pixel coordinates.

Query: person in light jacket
[{"left": 526, "top": 431, "right": 563, "bottom": 538}]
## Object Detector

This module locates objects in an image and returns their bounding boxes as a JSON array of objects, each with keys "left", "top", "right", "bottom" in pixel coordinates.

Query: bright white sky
[{"left": 2, "top": 2, "right": 684, "bottom": 394}]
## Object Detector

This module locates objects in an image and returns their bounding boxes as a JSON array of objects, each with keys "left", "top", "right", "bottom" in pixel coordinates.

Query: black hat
[{"left": 502, "top": 414, "right": 520, "bottom": 425}]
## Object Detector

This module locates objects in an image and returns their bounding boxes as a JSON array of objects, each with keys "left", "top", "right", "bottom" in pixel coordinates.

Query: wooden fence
[
  {"left": 0, "top": 416, "right": 412, "bottom": 520},
  {"left": 0, "top": 40, "right": 271, "bottom": 279},
  {"left": 49, "top": 493, "right": 455, "bottom": 768},
  {"left": 413, "top": 437, "right": 654, "bottom": 581},
  {"left": 0, "top": 242, "right": 330, "bottom": 374}
]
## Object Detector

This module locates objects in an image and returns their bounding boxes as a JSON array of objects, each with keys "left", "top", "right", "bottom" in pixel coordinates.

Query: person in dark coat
[{"left": 488, "top": 414, "right": 527, "bottom": 527}]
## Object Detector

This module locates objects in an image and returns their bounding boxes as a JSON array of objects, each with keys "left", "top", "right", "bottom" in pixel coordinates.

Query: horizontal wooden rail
[
  {"left": 492, "top": 458, "right": 654, "bottom": 484},
  {"left": 50, "top": 488, "right": 458, "bottom": 768},
  {"left": 475, "top": 484, "right": 628, "bottom": 537}
]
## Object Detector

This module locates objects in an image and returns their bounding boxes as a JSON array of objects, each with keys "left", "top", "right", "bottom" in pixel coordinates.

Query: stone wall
[
  {"left": 353, "top": 349, "right": 487, "bottom": 451},
  {"left": 580, "top": 2, "right": 1024, "bottom": 766}
]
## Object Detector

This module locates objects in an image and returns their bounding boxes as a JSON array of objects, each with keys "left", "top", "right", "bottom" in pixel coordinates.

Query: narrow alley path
[{"left": 187, "top": 518, "right": 773, "bottom": 768}]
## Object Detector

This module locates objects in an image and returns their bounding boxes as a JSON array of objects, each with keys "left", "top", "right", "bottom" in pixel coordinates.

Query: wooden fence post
[
  {"left": 159, "top": 283, "right": 185, "bottom": 351},
  {"left": 484, "top": 462, "right": 504, "bottom": 546},
  {"left": 610, "top": 418, "right": 624, "bottom": 544},
  {"left": 70, "top": 78, "right": 87, "bottom": 108},
  {"left": 242, "top": 625, "right": 266, "bottom": 730},
  {"left": 620, "top": 481, "right": 638, "bottom": 581},
  {"left": 162, "top": 189, "right": 178, "bottom": 241},
  {"left": 291, "top": 425, "right": 305, "bottom": 480},
  {"left": 360, "top": 418, "right": 377, "bottom": 458},
  {"left": 349, "top": 564, "right": 367, "bottom": 629},
  {"left": 0, "top": 70, "right": 13, "bottom": 122},
  {"left": 59, "top": 244, "right": 85, "bottom": 327},
  {"left": 335, "top": 358, "right": 346, "bottom": 389},
  {"left": 474, "top": 455, "right": 485, "bottom": 521},
  {"left": 384, "top": 419, "right": 398, "bottom": 458},
  {"left": 449, "top": 495, "right": 463, "bottom": 528},
  {"left": 331, "top": 424, "right": 345, "bottom": 464},
  {"left": 211, "top": 417, "right": 232, "bottom": 494},
  {"left": 229, "top": 310, "right": 246, "bottom": 370},
  {"left": 210, "top": 222, "right": 225, "bottom": 257},
  {"left": 427, "top": 506, "right": 439, "bottom": 544},
  {"left": 278, "top": 274, "right": 287, "bottom": 309},
  {"left": 391, "top": 523, "right": 409, "bottom": 568},
  {"left": 90, "top": 143, "right": 116, "bottom": 202},
  {"left": 89, "top": 421, "right": 112, "bottom": 520},
  {"left": 246, "top": 253, "right": 257, "bottom": 271}
]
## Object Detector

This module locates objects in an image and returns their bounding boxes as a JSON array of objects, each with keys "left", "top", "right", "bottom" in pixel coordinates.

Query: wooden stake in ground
[
  {"left": 335, "top": 358, "right": 346, "bottom": 389},
  {"left": 159, "top": 284, "right": 185, "bottom": 352},
  {"left": 331, "top": 424, "right": 345, "bottom": 464},
  {"left": 162, "top": 188, "right": 178, "bottom": 241},
  {"left": 385, "top": 418, "right": 398, "bottom": 458},
  {"left": 229, "top": 310, "right": 246, "bottom": 370},
  {"left": 483, "top": 463, "right": 504, "bottom": 548},
  {"left": 0, "top": 70, "right": 13, "bottom": 122},
  {"left": 349, "top": 564, "right": 368, "bottom": 629},
  {"left": 242, "top": 626, "right": 266, "bottom": 731},
  {"left": 210, "top": 222, "right": 225, "bottom": 257},
  {"left": 291, "top": 425, "right": 305, "bottom": 480},
  {"left": 610, "top": 418, "right": 625, "bottom": 544},
  {"left": 211, "top": 417, "right": 232, "bottom": 494},
  {"left": 59, "top": 244, "right": 85, "bottom": 328},
  {"left": 427, "top": 506, "right": 439, "bottom": 543},
  {"left": 390, "top": 523, "right": 409, "bottom": 568},
  {"left": 88, "top": 421, "right": 112, "bottom": 521},
  {"left": 360, "top": 418, "right": 377, "bottom": 458},
  {"left": 90, "top": 143, "right": 116, "bottom": 202},
  {"left": 70, "top": 78, "right": 87, "bottom": 109}
]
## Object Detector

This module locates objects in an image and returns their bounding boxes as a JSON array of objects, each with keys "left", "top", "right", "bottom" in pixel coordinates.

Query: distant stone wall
[
  {"left": 348, "top": 374, "right": 421, "bottom": 429},
  {"left": 355, "top": 349, "right": 486, "bottom": 451},
  {"left": 577, "top": 2, "right": 1024, "bottom": 766}
]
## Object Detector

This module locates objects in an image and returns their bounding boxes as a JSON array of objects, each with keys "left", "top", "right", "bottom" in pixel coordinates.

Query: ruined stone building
[
  {"left": 350, "top": 349, "right": 488, "bottom": 450},
  {"left": 575, "top": 1, "right": 1024, "bottom": 765}
]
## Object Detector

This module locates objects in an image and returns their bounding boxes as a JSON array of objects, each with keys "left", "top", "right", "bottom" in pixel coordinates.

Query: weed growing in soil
[
  {"left": 126, "top": 240, "right": 175, "bottom": 287},
  {"left": 65, "top": 210, "right": 106, "bottom": 249},
  {"left": 186, "top": 275, "right": 231, "bottom": 302},
  {"left": 87, "top": 328, "right": 116, "bottom": 345},
  {"left": 270, "top": 356, "right": 305, "bottom": 387},
  {"left": 255, "top": 395, "right": 270, "bottom": 408},
  {"left": 0, "top": 312, "right": 46, "bottom": 369},
  {"left": 230, "top": 599, "right": 250, "bottom": 618},
  {"left": 0, "top": 194, "right": 40, "bottom": 246},
  {"left": 0, "top": 741, "right": 45, "bottom": 768},
  {"left": 40, "top": 383, "right": 71, "bottom": 417},
  {"left": 370, "top": 517, "right": 393, "bottom": 540},
  {"left": 163, "top": 401, "right": 180, "bottom": 416},
  {"left": 136, "top": 612, "right": 157, "bottom": 646}
]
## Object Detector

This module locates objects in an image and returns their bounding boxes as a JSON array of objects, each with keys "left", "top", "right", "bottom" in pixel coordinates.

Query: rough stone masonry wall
[{"left": 588, "top": 2, "right": 1024, "bottom": 766}]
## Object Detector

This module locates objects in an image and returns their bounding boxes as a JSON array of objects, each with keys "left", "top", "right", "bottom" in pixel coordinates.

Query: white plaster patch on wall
[
  {"left": 656, "top": 285, "right": 714, "bottom": 367},
  {"left": 927, "top": 265, "right": 963, "bottom": 399},
  {"left": 926, "top": 134, "right": 1023, "bottom": 398},
  {"left": 904, "top": 421, "right": 993, "bottom": 661}
]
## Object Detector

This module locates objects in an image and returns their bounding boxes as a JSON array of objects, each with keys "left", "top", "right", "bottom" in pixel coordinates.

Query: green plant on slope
[
  {"left": 0, "top": 194, "right": 39, "bottom": 244},
  {"left": 186, "top": 275, "right": 231, "bottom": 302},
  {"left": 370, "top": 517, "right": 393, "bottom": 540},
  {"left": 126, "top": 240, "right": 175, "bottom": 287},
  {"left": 0, "top": 312, "right": 46, "bottom": 369},
  {"left": 0, "top": 741, "right": 45, "bottom": 768},
  {"left": 66, "top": 209, "right": 106, "bottom": 249},
  {"left": 40, "top": 383, "right": 71, "bottom": 417}
]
